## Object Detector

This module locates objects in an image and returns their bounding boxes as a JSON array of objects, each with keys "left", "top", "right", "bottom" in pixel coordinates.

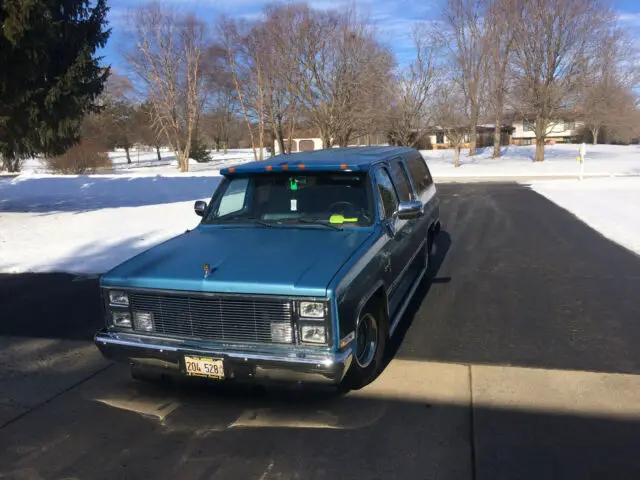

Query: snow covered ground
[
  {"left": 14, "top": 147, "right": 259, "bottom": 176},
  {"left": 527, "top": 177, "right": 640, "bottom": 257},
  {"left": 1, "top": 144, "right": 639, "bottom": 274},
  {"left": 423, "top": 144, "right": 640, "bottom": 178}
]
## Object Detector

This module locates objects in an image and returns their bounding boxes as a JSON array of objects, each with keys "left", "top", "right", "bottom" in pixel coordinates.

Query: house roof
[{"left": 220, "top": 146, "right": 416, "bottom": 175}]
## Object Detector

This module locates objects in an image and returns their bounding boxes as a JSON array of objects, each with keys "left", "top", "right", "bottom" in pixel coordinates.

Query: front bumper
[{"left": 94, "top": 329, "right": 353, "bottom": 385}]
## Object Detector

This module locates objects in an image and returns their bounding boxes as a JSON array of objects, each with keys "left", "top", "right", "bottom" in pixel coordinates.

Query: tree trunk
[
  {"left": 469, "top": 129, "right": 477, "bottom": 156},
  {"left": 591, "top": 128, "right": 599, "bottom": 145},
  {"left": 454, "top": 145, "right": 461, "bottom": 168},
  {"left": 275, "top": 113, "right": 286, "bottom": 155},
  {"left": 2, "top": 153, "right": 20, "bottom": 172},
  {"left": 534, "top": 117, "right": 546, "bottom": 162},
  {"left": 125, "top": 146, "right": 131, "bottom": 164},
  {"left": 155, "top": 145, "right": 162, "bottom": 162},
  {"left": 534, "top": 139, "right": 545, "bottom": 162},
  {"left": 180, "top": 150, "right": 190, "bottom": 172},
  {"left": 492, "top": 117, "right": 502, "bottom": 158},
  {"left": 469, "top": 102, "right": 479, "bottom": 155},
  {"left": 320, "top": 127, "right": 331, "bottom": 149}
]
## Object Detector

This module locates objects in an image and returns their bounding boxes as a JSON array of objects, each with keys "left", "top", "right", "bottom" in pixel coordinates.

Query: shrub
[
  {"left": 190, "top": 136, "right": 211, "bottom": 163},
  {"left": 45, "top": 140, "right": 112, "bottom": 174}
]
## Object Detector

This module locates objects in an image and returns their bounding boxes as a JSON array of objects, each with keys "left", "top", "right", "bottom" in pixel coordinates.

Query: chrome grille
[{"left": 128, "top": 292, "right": 293, "bottom": 344}]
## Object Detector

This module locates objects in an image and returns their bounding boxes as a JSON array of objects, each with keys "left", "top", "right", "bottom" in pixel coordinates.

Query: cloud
[{"left": 618, "top": 12, "right": 640, "bottom": 27}]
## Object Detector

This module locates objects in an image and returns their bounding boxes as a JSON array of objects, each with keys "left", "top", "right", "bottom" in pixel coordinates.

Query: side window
[
  {"left": 373, "top": 167, "right": 399, "bottom": 219},
  {"left": 406, "top": 155, "right": 433, "bottom": 194},
  {"left": 389, "top": 159, "right": 412, "bottom": 202},
  {"left": 216, "top": 177, "right": 249, "bottom": 217}
]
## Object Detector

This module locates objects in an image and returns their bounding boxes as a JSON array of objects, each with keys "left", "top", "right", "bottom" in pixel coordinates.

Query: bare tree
[
  {"left": 485, "top": 0, "right": 516, "bottom": 157},
  {"left": 433, "top": 85, "right": 469, "bottom": 168},
  {"left": 388, "top": 27, "right": 440, "bottom": 148},
  {"left": 442, "top": 0, "right": 491, "bottom": 156},
  {"left": 510, "top": 0, "right": 615, "bottom": 162},
  {"left": 282, "top": 4, "right": 393, "bottom": 148},
  {"left": 261, "top": 4, "right": 305, "bottom": 155},
  {"left": 133, "top": 100, "right": 165, "bottom": 161},
  {"left": 217, "top": 17, "right": 263, "bottom": 160},
  {"left": 125, "top": 3, "right": 208, "bottom": 172},
  {"left": 580, "top": 28, "right": 639, "bottom": 144}
]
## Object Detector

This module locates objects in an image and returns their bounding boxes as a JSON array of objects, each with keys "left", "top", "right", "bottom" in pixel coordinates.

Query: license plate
[{"left": 184, "top": 356, "right": 225, "bottom": 379}]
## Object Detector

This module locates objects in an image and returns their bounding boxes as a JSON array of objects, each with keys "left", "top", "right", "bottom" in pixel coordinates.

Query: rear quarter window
[
  {"left": 406, "top": 155, "right": 434, "bottom": 194},
  {"left": 388, "top": 159, "right": 412, "bottom": 202}
]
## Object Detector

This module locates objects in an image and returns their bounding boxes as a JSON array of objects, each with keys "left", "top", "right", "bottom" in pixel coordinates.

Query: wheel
[{"left": 341, "top": 298, "right": 388, "bottom": 391}]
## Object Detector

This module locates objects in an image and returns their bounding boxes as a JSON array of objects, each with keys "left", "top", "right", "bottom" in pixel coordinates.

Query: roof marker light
[
  {"left": 266, "top": 165, "right": 273, "bottom": 171},
  {"left": 340, "top": 164, "right": 347, "bottom": 170},
  {"left": 228, "top": 167, "right": 236, "bottom": 173},
  {"left": 298, "top": 164, "right": 306, "bottom": 169},
  {"left": 281, "top": 164, "right": 289, "bottom": 170}
]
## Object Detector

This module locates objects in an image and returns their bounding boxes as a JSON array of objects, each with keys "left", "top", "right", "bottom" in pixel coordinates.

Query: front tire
[{"left": 341, "top": 298, "right": 388, "bottom": 391}]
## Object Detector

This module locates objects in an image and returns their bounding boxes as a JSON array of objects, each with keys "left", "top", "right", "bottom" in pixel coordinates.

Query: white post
[{"left": 578, "top": 142, "right": 587, "bottom": 181}]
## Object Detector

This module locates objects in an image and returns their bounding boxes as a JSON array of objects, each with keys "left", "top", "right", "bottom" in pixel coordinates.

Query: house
[
  {"left": 272, "top": 132, "right": 388, "bottom": 154},
  {"left": 427, "top": 124, "right": 514, "bottom": 150},
  {"left": 509, "top": 118, "right": 583, "bottom": 145}
]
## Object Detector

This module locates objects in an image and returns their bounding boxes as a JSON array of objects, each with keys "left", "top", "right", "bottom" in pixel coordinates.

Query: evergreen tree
[{"left": 0, "top": 0, "right": 111, "bottom": 172}]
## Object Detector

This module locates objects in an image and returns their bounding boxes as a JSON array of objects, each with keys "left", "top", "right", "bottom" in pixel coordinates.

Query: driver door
[{"left": 372, "top": 166, "right": 412, "bottom": 319}]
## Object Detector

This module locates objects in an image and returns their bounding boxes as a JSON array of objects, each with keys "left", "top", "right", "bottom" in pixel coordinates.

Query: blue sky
[{"left": 101, "top": 0, "right": 640, "bottom": 72}]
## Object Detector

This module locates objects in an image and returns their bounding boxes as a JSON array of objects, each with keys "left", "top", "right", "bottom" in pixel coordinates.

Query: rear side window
[
  {"left": 406, "top": 155, "right": 433, "bottom": 194},
  {"left": 388, "top": 159, "right": 412, "bottom": 202},
  {"left": 373, "top": 167, "right": 399, "bottom": 219}
]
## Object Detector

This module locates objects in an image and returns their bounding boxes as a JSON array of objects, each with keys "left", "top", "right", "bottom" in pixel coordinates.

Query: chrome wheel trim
[{"left": 355, "top": 313, "right": 378, "bottom": 369}]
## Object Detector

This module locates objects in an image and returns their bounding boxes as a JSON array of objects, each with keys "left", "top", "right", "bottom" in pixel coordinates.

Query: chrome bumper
[{"left": 94, "top": 329, "right": 352, "bottom": 385}]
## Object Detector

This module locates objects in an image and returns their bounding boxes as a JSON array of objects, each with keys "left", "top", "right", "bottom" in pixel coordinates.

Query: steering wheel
[{"left": 328, "top": 201, "right": 357, "bottom": 214}]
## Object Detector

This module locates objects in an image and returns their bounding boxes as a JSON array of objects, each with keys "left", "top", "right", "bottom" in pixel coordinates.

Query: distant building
[
  {"left": 510, "top": 118, "right": 583, "bottom": 145},
  {"left": 427, "top": 124, "right": 514, "bottom": 150},
  {"left": 272, "top": 133, "right": 388, "bottom": 155}
]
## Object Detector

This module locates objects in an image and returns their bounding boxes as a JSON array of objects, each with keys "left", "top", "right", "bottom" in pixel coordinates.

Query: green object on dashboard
[
  {"left": 329, "top": 214, "right": 358, "bottom": 224},
  {"left": 289, "top": 178, "right": 298, "bottom": 191}
]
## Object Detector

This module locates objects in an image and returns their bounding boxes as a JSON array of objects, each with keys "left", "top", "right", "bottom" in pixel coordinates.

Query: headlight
[
  {"left": 133, "top": 311, "right": 154, "bottom": 332},
  {"left": 270, "top": 322, "right": 293, "bottom": 343},
  {"left": 300, "top": 324, "right": 326, "bottom": 344},
  {"left": 299, "top": 301, "right": 325, "bottom": 318},
  {"left": 108, "top": 290, "right": 129, "bottom": 307},
  {"left": 111, "top": 311, "right": 132, "bottom": 328}
]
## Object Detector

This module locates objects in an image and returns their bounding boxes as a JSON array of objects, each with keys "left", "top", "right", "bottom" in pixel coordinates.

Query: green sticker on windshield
[{"left": 289, "top": 178, "right": 298, "bottom": 191}]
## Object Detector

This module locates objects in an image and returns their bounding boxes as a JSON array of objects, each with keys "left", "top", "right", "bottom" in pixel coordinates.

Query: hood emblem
[{"left": 203, "top": 263, "right": 212, "bottom": 278}]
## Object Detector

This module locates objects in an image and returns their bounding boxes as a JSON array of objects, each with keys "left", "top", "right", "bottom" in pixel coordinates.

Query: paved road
[{"left": 1, "top": 182, "right": 640, "bottom": 480}]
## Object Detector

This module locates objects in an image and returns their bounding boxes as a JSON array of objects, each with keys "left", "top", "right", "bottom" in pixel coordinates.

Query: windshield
[{"left": 203, "top": 172, "right": 373, "bottom": 227}]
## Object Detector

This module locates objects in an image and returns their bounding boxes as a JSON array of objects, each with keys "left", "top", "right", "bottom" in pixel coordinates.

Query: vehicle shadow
[
  {"left": 0, "top": 272, "right": 103, "bottom": 341},
  {"left": 383, "top": 229, "right": 453, "bottom": 366}
]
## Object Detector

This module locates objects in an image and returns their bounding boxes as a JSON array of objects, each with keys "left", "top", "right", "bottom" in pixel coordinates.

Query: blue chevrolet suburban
[{"left": 94, "top": 146, "right": 440, "bottom": 390}]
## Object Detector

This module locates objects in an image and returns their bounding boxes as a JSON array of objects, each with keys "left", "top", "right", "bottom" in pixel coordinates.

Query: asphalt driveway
[{"left": 1, "top": 182, "right": 640, "bottom": 480}]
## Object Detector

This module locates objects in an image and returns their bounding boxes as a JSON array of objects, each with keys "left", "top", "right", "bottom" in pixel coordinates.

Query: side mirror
[
  {"left": 194, "top": 200, "right": 207, "bottom": 217},
  {"left": 397, "top": 200, "right": 423, "bottom": 220}
]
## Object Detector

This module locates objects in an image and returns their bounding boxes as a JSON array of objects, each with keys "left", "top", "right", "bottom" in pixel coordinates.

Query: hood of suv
[{"left": 100, "top": 225, "right": 373, "bottom": 297}]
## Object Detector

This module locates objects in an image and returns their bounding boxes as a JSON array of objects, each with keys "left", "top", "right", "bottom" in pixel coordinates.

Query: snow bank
[
  {"left": 528, "top": 177, "right": 640, "bottom": 256},
  {"left": 0, "top": 173, "right": 223, "bottom": 274}
]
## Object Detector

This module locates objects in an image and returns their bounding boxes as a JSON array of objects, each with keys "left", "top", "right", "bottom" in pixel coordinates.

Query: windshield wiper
[
  {"left": 224, "top": 217, "right": 275, "bottom": 228},
  {"left": 297, "top": 218, "right": 344, "bottom": 230}
]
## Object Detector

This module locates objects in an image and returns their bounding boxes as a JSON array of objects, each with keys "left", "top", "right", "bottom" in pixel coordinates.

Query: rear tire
[{"left": 340, "top": 298, "right": 388, "bottom": 391}]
